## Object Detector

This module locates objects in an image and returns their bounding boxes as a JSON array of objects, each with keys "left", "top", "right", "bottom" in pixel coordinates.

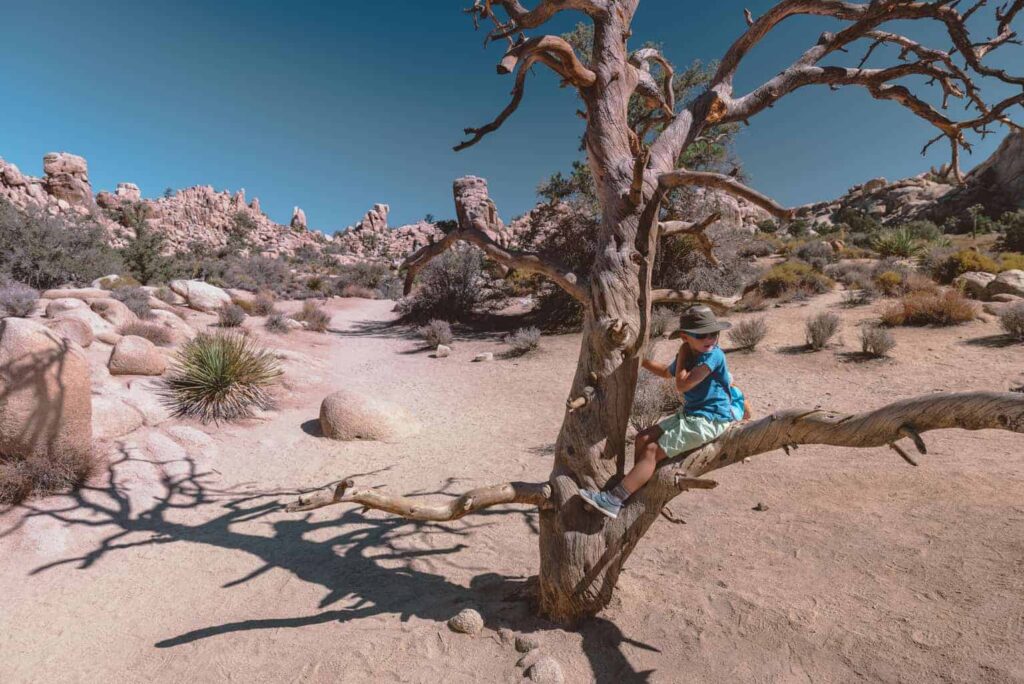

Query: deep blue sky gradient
[{"left": 0, "top": 1, "right": 1018, "bottom": 231}]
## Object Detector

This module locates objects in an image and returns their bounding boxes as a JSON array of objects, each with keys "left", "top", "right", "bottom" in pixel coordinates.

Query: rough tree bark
[{"left": 293, "top": 0, "right": 1024, "bottom": 625}]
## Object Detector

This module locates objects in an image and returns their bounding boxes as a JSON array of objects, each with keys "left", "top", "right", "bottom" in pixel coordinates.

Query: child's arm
[
  {"left": 640, "top": 356, "right": 673, "bottom": 378},
  {"left": 675, "top": 361, "right": 711, "bottom": 395}
]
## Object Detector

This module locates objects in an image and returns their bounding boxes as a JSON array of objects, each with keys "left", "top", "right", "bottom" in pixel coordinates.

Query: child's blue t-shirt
[{"left": 666, "top": 346, "right": 735, "bottom": 422}]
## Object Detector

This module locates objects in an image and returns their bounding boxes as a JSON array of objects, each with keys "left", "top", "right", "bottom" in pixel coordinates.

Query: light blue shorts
[{"left": 656, "top": 412, "right": 732, "bottom": 458}]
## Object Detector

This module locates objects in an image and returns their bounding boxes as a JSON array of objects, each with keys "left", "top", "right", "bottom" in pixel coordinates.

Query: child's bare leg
[{"left": 620, "top": 426, "right": 668, "bottom": 495}]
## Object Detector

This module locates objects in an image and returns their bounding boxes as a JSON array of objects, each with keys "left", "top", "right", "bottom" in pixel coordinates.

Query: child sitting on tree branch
[{"left": 580, "top": 305, "right": 750, "bottom": 519}]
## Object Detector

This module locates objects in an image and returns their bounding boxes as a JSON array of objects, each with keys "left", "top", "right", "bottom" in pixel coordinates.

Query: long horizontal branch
[
  {"left": 498, "top": 35, "right": 596, "bottom": 87},
  {"left": 485, "top": 0, "right": 608, "bottom": 40},
  {"left": 650, "top": 288, "right": 738, "bottom": 312},
  {"left": 658, "top": 170, "right": 795, "bottom": 219},
  {"left": 286, "top": 477, "right": 553, "bottom": 520},
  {"left": 666, "top": 391, "right": 1024, "bottom": 481}
]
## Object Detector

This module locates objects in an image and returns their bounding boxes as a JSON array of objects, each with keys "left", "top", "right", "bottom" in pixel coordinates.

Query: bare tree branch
[
  {"left": 481, "top": 0, "right": 609, "bottom": 40},
  {"left": 658, "top": 169, "right": 795, "bottom": 219},
  {"left": 630, "top": 47, "right": 675, "bottom": 117},
  {"left": 498, "top": 35, "right": 597, "bottom": 87},
  {"left": 650, "top": 288, "right": 739, "bottom": 312},
  {"left": 401, "top": 177, "right": 589, "bottom": 304},
  {"left": 664, "top": 391, "right": 1024, "bottom": 482},
  {"left": 287, "top": 477, "right": 553, "bottom": 519},
  {"left": 455, "top": 52, "right": 540, "bottom": 151},
  {"left": 659, "top": 212, "right": 722, "bottom": 265}
]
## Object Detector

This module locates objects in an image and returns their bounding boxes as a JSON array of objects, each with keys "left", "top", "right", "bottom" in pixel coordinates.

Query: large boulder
[
  {"left": 43, "top": 152, "right": 93, "bottom": 205},
  {"left": 954, "top": 271, "right": 997, "bottom": 300},
  {"left": 41, "top": 287, "right": 110, "bottom": 301},
  {"left": 89, "top": 298, "right": 138, "bottom": 328},
  {"left": 0, "top": 318, "right": 92, "bottom": 460},
  {"left": 108, "top": 335, "right": 167, "bottom": 376},
  {"left": 148, "top": 309, "right": 195, "bottom": 343},
  {"left": 45, "top": 298, "right": 87, "bottom": 317},
  {"left": 44, "top": 318, "right": 94, "bottom": 348},
  {"left": 318, "top": 389, "right": 420, "bottom": 442},
  {"left": 986, "top": 270, "right": 1024, "bottom": 298},
  {"left": 48, "top": 306, "right": 115, "bottom": 337},
  {"left": 169, "top": 280, "right": 232, "bottom": 312}
]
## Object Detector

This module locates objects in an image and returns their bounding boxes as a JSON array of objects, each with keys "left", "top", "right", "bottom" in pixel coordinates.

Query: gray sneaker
[{"left": 579, "top": 490, "right": 621, "bottom": 519}]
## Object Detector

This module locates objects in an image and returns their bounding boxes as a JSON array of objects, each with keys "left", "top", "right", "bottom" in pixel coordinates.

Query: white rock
[
  {"left": 50, "top": 306, "right": 116, "bottom": 337},
  {"left": 472, "top": 352, "right": 493, "bottom": 362},
  {"left": 89, "top": 298, "right": 138, "bottom": 328},
  {"left": 0, "top": 318, "right": 92, "bottom": 460},
  {"left": 44, "top": 298, "right": 86, "bottom": 316},
  {"left": 318, "top": 389, "right": 420, "bottom": 443},
  {"left": 987, "top": 269, "right": 1024, "bottom": 298},
  {"left": 447, "top": 608, "right": 484, "bottom": 635},
  {"left": 109, "top": 335, "right": 167, "bottom": 376},
  {"left": 40, "top": 287, "right": 109, "bottom": 301},
  {"left": 954, "top": 271, "right": 997, "bottom": 300},
  {"left": 526, "top": 657, "right": 564, "bottom": 684},
  {"left": 169, "top": 280, "right": 232, "bottom": 312},
  {"left": 435, "top": 344, "right": 451, "bottom": 358}
]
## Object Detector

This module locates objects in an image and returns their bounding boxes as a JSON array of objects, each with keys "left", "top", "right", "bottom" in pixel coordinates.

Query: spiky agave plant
[{"left": 162, "top": 332, "right": 282, "bottom": 423}]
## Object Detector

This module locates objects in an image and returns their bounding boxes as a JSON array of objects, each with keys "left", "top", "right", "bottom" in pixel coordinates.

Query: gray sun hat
[{"left": 668, "top": 305, "right": 732, "bottom": 339}]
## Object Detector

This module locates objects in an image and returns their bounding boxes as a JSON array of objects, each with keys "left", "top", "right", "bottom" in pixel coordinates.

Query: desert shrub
[
  {"left": 734, "top": 291, "right": 768, "bottom": 312},
  {"left": 504, "top": 326, "right": 541, "bottom": 357},
  {"left": 787, "top": 219, "right": 811, "bottom": 238},
  {"left": 119, "top": 213, "right": 176, "bottom": 285},
  {"left": 996, "top": 210, "right": 1024, "bottom": 252},
  {"left": 162, "top": 332, "right": 281, "bottom": 423},
  {"left": 880, "top": 289, "right": 976, "bottom": 326},
  {"left": 805, "top": 312, "right": 840, "bottom": 350},
  {"left": 222, "top": 255, "right": 293, "bottom": 294},
  {"left": 900, "top": 220, "right": 942, "bottom": 242},
  {"left": 305, "top": 276, "right": 326, "bottom": 294},
  {"left": 874, "top": 270, "right": 904, "bottom": 297},
  {"left": 292, "top": 300, "right": 331, "bottom": 332},
  {"left": 218, "top": 303, "right": 247, "bottom": 328},
  {"left": 111, "top": 286, "right": 153, "bottom": 320},
  {"left": 655, "top": 227, "right": 762, "bottom": 299},
  {"left": 0, "top": 281, "right": 39, "bottom": 317},
  {"left": 630, "top": 371, "right": 676, "bottom": 432},
  {"left": 0, "top": 199, "right": 124, "bottom": 289},
  {"left": 999, "top": 302, "right": 1024, "bottom": 341},
  {"left": 860, "top": 325, "right": 896, "bottom": 357},
  {"left": 399, "top": 248, "right": 485, "bottom": 322},
  {"left": 872, "top": 227, "right": 924, "bottom": 258},
  {"left": 738, "top": 239, "right": 775, "bottom": 258},
  {"left": 417, "top": 319, "right": 453, "bottom": 347},
  {"left": 339, "top": 284, "right": 377, "bottom": 299},
  {"left": 265, "top": 312, "right": 292, "bottom": 334},
  {"left": 375, "top": 277, "right": 404, "bottom": 300},
  {"left": 251, "top": 290, "right": 276, "bottom": 316},
  {"left": 154, "top": 286, "right": 177, "bottom": 304},
  {"left": 841, "top": 282, "right": 877, "bottom": 307},
  {"left": 96, "top": 274, "right": 142, "bottom": 290},
  {"left": 833, "top": 207, "right": 883, "bottom": 235},
  {"left": 334, "top": 262, "right": 395, "bottom": 294},
  {"left": 824, "top": 261, "right": 871, "bottom": 287},
  {"left": 118, "top": 321, "right": 175, "bottom": 346},
  {"left": 758, "top": 260, "right": 834, "bottom": 298},
  {"left": 795, "top": 241, "right": 836, "bottom": 270},
  {"left": 0, "top": 448, "right": 96, "bottom": 505},
  {"left": 999, "top": 252, "right": 1024, "bottom": 271},
  {"left": 756, "top": 219, "right": 779, "bottom": 234},
  {"left": 728, "top": 317, "right": 768, "bottom": 350},
  {"left": 930, "top": 249, "right": 1000, "bottom": 283},
  {"left": 649, "top": 308, "right": 676, "bottom": 339}
]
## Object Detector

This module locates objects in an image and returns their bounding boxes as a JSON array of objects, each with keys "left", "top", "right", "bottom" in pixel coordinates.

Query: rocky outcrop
[
  {"left": 0, "top": 152, "right": 329, "bottom": 259},
  {"left": 291, "top": 206, "right": 307, "bottom": 230},
  {"left": 169, "top": 280, "right": 232, "bottom": 312},
  {"left": 331, "top": 203, "right": 443, "bottom": 261},
  {"left": 799, "top": 130, "right": 1024, "bottom": 226},
  {"left": 0, "top": 317, "right": 92, "bottom": 461}
]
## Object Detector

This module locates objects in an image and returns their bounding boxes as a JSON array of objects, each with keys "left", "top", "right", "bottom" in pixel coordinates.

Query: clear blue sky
[{"left": 0, "top": 1, "right": 1018, "bottom": 231}]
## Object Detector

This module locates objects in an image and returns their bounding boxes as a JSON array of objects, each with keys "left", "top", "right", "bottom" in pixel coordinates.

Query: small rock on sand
[
  {"left": 526, "top": 657, "right": 564, "bottom": 683},
  {"left": 435, "top": 344, "right": 451, "bottom": 358},
  {"left": 753, "top": 502, "right": 769, "bottom": 512},
  {"left": 515, "top": 634, "right": 540, "bottom": 653},
  {"left": 447, "top": 608, "right": 484, "bottom": 635},
  {"left": 473, "top": 352, "right": 493, "bottom": 362}
]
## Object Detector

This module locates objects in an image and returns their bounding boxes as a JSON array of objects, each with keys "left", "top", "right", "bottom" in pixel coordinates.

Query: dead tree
[{"left": 293, "top": 0, "right": 1024, "bottom": 625}]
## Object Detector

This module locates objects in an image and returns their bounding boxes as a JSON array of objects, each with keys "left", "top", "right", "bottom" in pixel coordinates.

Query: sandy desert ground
[{"left": 1, "top": 293, "right": 1022, "bottom": 683}]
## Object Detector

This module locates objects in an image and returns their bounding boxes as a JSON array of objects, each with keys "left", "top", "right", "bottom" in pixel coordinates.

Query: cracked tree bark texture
[{"left": 295, "top": 0, "right": 1024, "bottom": 625}]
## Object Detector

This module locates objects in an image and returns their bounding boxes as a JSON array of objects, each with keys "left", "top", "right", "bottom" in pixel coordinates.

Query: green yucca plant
[
  {"left": 162, "top": 332, "right": 281, "bottom": 423},
  {"left": 871, "top": 228, "right": 924, "bottom": 258}
]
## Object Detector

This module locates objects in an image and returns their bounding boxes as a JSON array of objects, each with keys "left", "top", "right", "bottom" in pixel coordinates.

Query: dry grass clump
[
  {"left": 111, "top": 286, "right": 153, "bottom": 320},
  {"left": 218, "top": 303, "right": 247, "bottom": 328},
  {"left": 880, "top": 289, "right": 976, "bottom": 327},
  {"left": 999, "top": 302, "right": 1024, "bottom": 341},
  {"left": 291, "top": 300, "right": 331, "bottom": 332},
  {"left": 504, "top": 326, "right": 541, "bottom": 357},
  {"left": 251, "top": 290, "right": 276, "bottom": 316},
  {"left": 806, "top": 311, "right": 841, "bottom": 350},
  {"left": 0, "top": 448, "right": 95, "bottom": 505},
  {"left": 728, "top": 317, "right": 768, "bottom": 351},
  {"left": 265, "top": 311, "right": 292, "bottom": 334},
  {"left": 649, "top": 308, "right": 676, "bottom": 338},
  {"left": 860, "top": 325, "right": 896, "bottom": 358},
  {"left": 630, "top": 371, "right": 676, "bottom": 432},
  {"left": 154, "top": 286, "right": 177, "bottom": 304},
  {"left": 757, "top": 260, "right": 833, "bottom": 298},
  {"left": 339, "top": 284, "right": 378, "bottom": 299},
  {"left": 162, "top": 331, "right": 281, "bottom": 423},
  {"left": 118, "top": 321, "right": 176, "bottom": 347},
  {"left": 0, "top": 281, "right": 39, "bottom": 318},
  {"left": 417, "top": 319, "right": 453, "bottom": 347}
]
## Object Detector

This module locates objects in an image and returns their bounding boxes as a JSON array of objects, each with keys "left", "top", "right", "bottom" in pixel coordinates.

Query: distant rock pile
[{"left": 332, "top": 203, "right": 443, "bottom": 261}]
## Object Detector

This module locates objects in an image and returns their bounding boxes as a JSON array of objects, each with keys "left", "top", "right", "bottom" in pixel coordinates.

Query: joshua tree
[{"left": 292, "top": 0, "right": 1024, "bottom": 625}]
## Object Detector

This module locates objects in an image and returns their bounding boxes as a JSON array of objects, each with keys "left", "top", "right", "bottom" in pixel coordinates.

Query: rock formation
[{"left": 332, "top": 202, "right": 443, "bottom": 261}]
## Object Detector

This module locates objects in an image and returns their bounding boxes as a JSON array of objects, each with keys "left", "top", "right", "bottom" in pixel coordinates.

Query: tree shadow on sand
[{"left": 3, "top": 449, "right": 658, "bottom": 682}]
